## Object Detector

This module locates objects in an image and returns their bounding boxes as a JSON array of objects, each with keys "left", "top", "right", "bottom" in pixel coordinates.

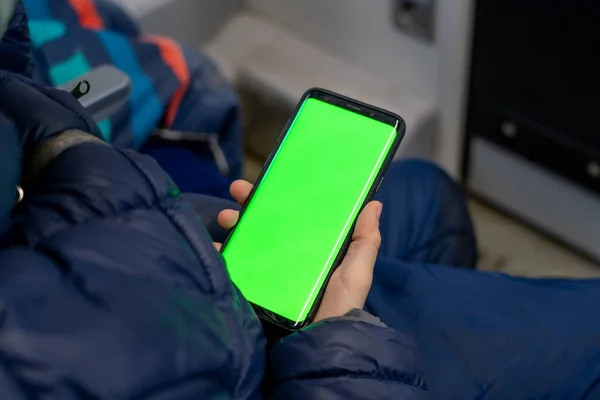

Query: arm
[
  {"left": 213, "top": 180, "right": 428, "bottom": 400},
  {"left": 266, "top": 320, "right": 428, "bottom": 400},
  {"left": 0, "top": 72, "right": 265, "bottom": 399}
]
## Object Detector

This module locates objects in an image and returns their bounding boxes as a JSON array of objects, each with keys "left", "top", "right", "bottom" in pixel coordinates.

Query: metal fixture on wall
[{"left": 393, "top": 0, "right": 436, "bottom": 42}]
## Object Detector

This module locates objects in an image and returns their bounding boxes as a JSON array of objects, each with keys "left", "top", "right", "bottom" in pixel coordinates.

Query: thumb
[
  {"left": 314, "top": 201, "right": 382, "bottom": 322},
  {"left": 344, "top": 201, "right": 382, "bottom": 269}
]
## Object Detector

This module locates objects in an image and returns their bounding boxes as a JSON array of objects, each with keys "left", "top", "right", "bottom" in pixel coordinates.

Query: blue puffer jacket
[
  {"left": 0, "top": 4, "right": 427, "bottom": 399},
  {"left": 6, "top": 3, "right": 600, "bottom": 399}
]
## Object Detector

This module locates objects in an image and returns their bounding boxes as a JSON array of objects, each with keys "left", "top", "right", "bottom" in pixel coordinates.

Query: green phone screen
[{"left": 222, "top": 95, "right": 398, "bottom": 325}]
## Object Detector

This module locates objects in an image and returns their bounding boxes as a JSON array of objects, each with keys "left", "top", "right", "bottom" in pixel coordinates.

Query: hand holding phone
[
  {"left": 215, "top": 180, "right": 383, "bottom": 322},
  {"left": 220, "top": 88, "right": 404, "bottom": 331}
]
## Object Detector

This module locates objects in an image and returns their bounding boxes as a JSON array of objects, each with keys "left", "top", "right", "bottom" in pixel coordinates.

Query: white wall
[
  {"left": 436, "top": 0, "right": 475, "bottom": 177},
  {"left": 248, "top": 0, "right": 437, "bottom": 103},
  {"left": 247, "top": 0, "right": 475, "bottom": 177},
  {"left": 109, "top": 0, "right": 474, "bottom": 177},
  {"left": 109, "top": 0, "right": 242, "bottom": 45},
  {"left": 108, "top": 0, "right": 174, "bottom": 18}
]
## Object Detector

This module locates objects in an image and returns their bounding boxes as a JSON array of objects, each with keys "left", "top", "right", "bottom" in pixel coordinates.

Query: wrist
[{"left": 312, "top": 308, "right": 387, "bottom": 328}]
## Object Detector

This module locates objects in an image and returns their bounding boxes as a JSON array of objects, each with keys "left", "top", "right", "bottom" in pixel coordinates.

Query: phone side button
[
  {"left": 264, "top": 152, "right": 274, "bottom": 167},
  {"left": 277, "top": 118, "right": 292, "bottom": 143},
  {"left": 375, "top": 177, "right": 384, "bottom": 193}
]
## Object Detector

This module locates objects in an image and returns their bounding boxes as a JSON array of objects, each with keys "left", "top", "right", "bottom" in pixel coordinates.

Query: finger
[
  {"left": 217, "top": 209, "right": 240, "bottom": 230},
  {"left": 344, "top": 201, "right": 382, "bottom": 270},
  {"left": 313, "top": 203, "right": 382, "bottom": 322},
  {"left": 230, "top": 180, "right": 253, "bottom": 206},
  {"left": 213, "top": 242, "right": 222, "bottom": 251}
]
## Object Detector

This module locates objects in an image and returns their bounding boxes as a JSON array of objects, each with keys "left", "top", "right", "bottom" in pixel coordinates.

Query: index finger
[
  {"left": 350, "top": 201, "right": 382, "bottom": 260},
  {"left": 230, "top": 180, "right": 253, "bottom": 206}
]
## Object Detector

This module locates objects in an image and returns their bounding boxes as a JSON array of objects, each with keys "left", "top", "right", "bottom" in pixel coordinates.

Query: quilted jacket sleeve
[
  {"left": 0, "top": 142, "right": 265, "bottom": 399},
  {"left": 266, "top": 320, "right": 428, "bottom": 400},
  {"left": 0, "top": 72, "right": 266, "bottom": 399}
]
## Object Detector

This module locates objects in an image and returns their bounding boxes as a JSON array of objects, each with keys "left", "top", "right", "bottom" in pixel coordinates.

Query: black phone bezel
[{"left": 220, "top": 87, "right": 406, "bottom": 333}]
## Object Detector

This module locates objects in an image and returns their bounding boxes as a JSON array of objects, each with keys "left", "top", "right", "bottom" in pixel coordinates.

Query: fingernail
[{"left": 376, "top": 203, "right": 383, "bottom": 220}]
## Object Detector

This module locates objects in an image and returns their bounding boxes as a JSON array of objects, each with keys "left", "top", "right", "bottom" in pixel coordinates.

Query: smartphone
[{"left": 221, "top": 88, "right": 405, "bottom": 331}]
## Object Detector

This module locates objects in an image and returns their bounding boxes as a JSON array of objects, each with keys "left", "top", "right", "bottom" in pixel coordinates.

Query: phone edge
[{"left": 220, "top": 87, "right": 406, "bottom": 332}]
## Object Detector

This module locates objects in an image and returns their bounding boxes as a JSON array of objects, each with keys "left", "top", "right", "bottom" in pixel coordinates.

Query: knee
[
  {"left": 387, "top": 159, "right": 452, "bottom": 185},
  {"left": 377, "top": 158, "right": 468, "bottom": 220},
  {"left": 376, "top": 159, "right": 477, "bottom": 267}
]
